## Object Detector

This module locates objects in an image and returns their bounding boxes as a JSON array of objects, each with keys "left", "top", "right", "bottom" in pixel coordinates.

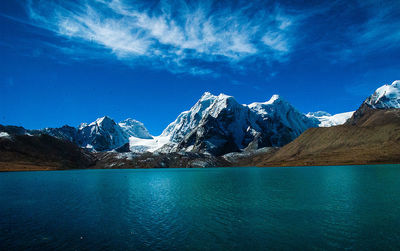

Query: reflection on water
[{"left": 1, "top": 165, "right": 400, "bottom": 250}]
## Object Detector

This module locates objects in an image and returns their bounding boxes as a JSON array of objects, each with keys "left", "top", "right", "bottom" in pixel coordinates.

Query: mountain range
[
  {"left": 1, "top": 80, "right": 399, "bottom": 170},
  {"left": 3, "top": 91, "right": 352, "bottom": 155}
]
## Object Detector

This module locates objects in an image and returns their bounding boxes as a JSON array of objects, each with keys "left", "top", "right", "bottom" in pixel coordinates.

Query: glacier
[{"left": 306, "top": 111, "right": 355, "bottom": 127}]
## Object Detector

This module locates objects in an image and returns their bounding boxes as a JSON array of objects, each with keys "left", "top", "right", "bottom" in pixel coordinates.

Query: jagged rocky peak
[
  {"left": 161, "top": 92, "right": 220, "bottom": 141},
  {"left": 88, "top": 116, "right": 116, "bottom": 128},
  {"left": 174, "top": 93, "right": 259, "bottom": 155},
  {"left": 77, "top": 116, "right": 129, "bottom": 151},
  {"left": 118, "top": 118, "right": 153, "bottom": 139},
  {"left": 365, "top": 80, "right": 400, "bottom": 109}
]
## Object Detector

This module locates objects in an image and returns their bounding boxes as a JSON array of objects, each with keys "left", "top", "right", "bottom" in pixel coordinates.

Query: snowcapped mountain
[
  {"left": 161, "top": 92, "right": 218, "bottom": 143},
  {"left": 174, "top": 93, "right": 261, "bottom": 155},
  {"left": 149, "top": 92, "right": 318, "bottom": 155},
  {"left": 118, "top": 118, "right": 153, "bottom": 139},
  {"left": 306, "top": 111, "right": 354, "bottom": 127},
  {"left": 248, "top": 95, "right": 318, "bottom": 137},
  {"left": 35, "top": 116, "right": 152, "bottom": 151},
  {"left": 347, "top": 80, "right": 400, "bottom": 125},
  {"left": 76, "top": 116, "right": 129, "bottom": 151},
  {"left": 364, "top": 80, "right": 400, "bottom": 109}
]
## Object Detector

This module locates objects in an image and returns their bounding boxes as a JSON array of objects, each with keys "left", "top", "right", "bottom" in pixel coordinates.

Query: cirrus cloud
[{"left": 26, "top": 0, "right": 302, "bottom": 74}]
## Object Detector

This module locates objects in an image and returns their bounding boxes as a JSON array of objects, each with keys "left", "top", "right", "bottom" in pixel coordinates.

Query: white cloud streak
[
  {"left": 352, "top": 0, "right": 400, "bottom": 51},
  {"left": 26, "top": 0, "right": 300, "bottom": 74}
]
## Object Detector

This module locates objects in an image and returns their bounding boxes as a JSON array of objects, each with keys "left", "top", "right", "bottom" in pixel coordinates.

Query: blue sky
[{"left": 0, "top": 0, "right": 399, "bottom": 134}]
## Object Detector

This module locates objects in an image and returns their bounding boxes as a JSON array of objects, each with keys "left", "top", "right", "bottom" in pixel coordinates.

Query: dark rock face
[
  {"left": 345, "top": 103, "right": 372, "bottom": 125},
  {"left": 0, "top": 125, "right": 29, "bottom": 135},
  {"left": 0, "top": 132, "right": 96, "bottom": 171},
  {"left": 115, "top": 143, "right": 131, "bottom": 153}
]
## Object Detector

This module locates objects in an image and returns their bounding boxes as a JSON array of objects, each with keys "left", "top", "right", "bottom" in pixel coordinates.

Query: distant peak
[
  {"left": 119, "top": 118, "right": 144, "bottom": 126},
  {"left": 306, "top": 111, "right": 331, "bottom": 117},
  {"left": 120, "top": 118, "right": 139, "bottom": 123}
]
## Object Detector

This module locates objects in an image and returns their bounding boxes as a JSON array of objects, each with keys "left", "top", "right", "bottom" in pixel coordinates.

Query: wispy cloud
[
  {"left": 309, "top": 0, "right": 400, "bottom": 62},
  {"left": 351, "top": 0, "right": 400, "bottom": 52},
  {"left": 25, "top": 0, "right": 302, "bottom": 74},
  {"left": 21, "top": 0, "right": 400, "bottom": 74}
]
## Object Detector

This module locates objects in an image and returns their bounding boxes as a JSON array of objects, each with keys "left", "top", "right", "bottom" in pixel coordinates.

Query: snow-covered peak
[
  {"left": 161, "top": 92, "right": 218, "bottom": 139},
  {"left": 78, "top": 123, "right": 88, "bottom": 130},
  {"left": 200, "top": 91, "right": 215, "bottom": 101},
  {"left": 88, "top": 116, "right": 114, "bottom": 127},
  {"left": 217, "top": 93, "right": 233, "bottom": 100},
  {"left": 365, "top": 80, "right": 400, "bottom": 109},
  {"left": 248, "top": 94, "right": 318, "bottom": 135},
  {"left": 248, "top": 95, "right": 287, "bottom": 114},
  {"left": 78, "top": 116, "right": 128, "bottom": 151},
  {"left": 118, "top": 118, "right": 153, "bottom": 139},
  {"left": 306, "top": 111, "right": 354, "bottom": 127},
  {"left": 266, "top": 94, "right": 281, "bottom": 104},
  {"left": 248, "top": 94, "right": 285, "bottom": 109},
  {"left": 160, "top": 92, "right": 243, "bottom": 145}
]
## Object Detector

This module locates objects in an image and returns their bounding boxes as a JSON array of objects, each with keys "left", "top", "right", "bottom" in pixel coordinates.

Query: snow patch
[
  {"left": 129, "top": 135, "right": 171, "bottom": 153},
  {"left": 0, "top": 132, "right": 10, "bottom": 138}
]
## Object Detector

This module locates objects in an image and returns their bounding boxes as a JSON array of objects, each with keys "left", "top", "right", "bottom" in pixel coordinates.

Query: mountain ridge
[{"left": 233, "top": 80, "right": 400, "bottom": 167}]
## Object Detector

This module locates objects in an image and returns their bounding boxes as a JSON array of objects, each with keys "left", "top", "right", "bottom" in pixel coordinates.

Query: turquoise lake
[{"left": 1, "top": 165, "right": 400, "bottom": 250}]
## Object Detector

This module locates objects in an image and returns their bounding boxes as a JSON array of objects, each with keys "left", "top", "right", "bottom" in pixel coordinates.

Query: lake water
[{"left": 1, "top": 165, "right": 400, "bottom": 250}]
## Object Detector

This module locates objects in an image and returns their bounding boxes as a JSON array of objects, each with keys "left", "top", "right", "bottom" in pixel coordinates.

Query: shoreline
[{"left": 1, "top": 161, "right": 400, "bottom": 172}]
